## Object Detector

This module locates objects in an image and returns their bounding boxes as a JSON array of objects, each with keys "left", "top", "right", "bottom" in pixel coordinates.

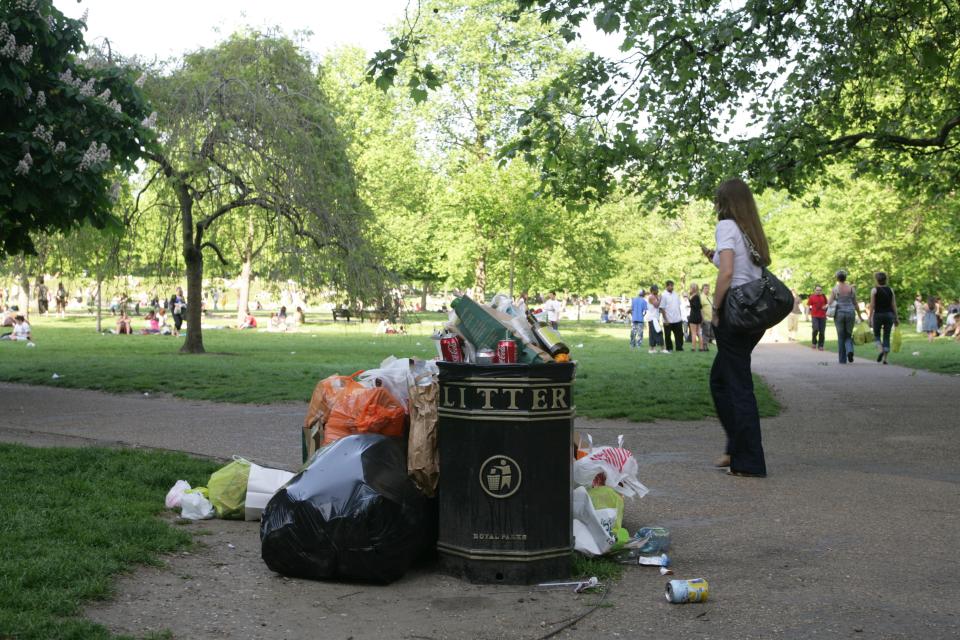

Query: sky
[
  {"left": 54, "top": 0, "right": 621, "bottom": 63},
  {"left": 55, "top": 0, "right": 412, "bottom": 61}
]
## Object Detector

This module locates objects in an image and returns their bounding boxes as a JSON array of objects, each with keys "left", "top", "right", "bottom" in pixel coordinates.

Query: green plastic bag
[
  {"left": 891, "top": 325, "right": 903, "bottom": 353},
  {"left": 853, "top": 322, "right": 869, "bottom": 346},
  {"left": 208, "top": 457, "right": 251, "bottom": 519},
  {"left": 587, "top": 486, "right": 628, "bottom": 553}
]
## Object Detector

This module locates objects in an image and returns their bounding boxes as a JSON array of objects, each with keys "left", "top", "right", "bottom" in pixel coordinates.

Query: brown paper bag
[{"left": 407, "top": 380, "right": 439, "bottom": 496}]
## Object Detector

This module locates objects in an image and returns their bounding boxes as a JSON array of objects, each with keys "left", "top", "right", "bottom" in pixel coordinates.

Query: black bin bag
[{"left": 260, "top": 434, "right": 430, "bottom": 583}]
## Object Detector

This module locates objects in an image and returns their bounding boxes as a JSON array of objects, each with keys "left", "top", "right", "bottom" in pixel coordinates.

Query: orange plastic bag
[
  {"left": 323, "top": 386, "right": 407, "bottom": 445},
  {"left": 304, "top": 371, "right": 363, "bottom": 458}
]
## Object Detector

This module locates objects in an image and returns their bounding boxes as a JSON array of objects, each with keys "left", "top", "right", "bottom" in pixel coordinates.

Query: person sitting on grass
[
  {"left": 157, "top": 308, "right": 172, "bottom": 335},
  {"left": 268, "top": 313, "right": 287, "bottom": 332},
  {"left": 238, "top": 310, "right": 257, "bottom": 329},
  {"left": 294, "top": 306, "right": 306, "bottom": 326},
  {"left": 140, "top": 311, "right": 161, "bottom": 335},
  {"left": 1, "top": 315, "right": 31, "bottom": 341},
  {"left": 116, "top": 311, "right": 133, "bottom": 335}
]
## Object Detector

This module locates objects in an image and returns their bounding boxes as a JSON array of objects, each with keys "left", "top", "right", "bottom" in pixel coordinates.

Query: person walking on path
[
  {"left": 687, "top": 283, "right": 704, "bottom": 352},
  {"left": 701, "top": 177, "right": 770, "bottom": 478},
  {"left": 646, "top": 285, "right": 665, "bottom": 353},
  {"left": 700, "top": 283, "right": 713, "bottom": 349},
  {"left": 169, "top": 287, "right": 186, "bottom": 337},
  {"left": 630, "top": 289, "right": 648, "bottom": 349},
  {"left": 787, "top": 289, "right": 801, "bottom": 341},
  {"left": 868, "top": 272, "right": 899, "bottom": 364},
  {"left": 922, "top": 295, "right": 940, "bottom": 342},
  {"left": 826, "top": 270, "right": 863, "bottom": 364},
  {"left": 660, "top": 280, "right": 684, "bottom": 352},
  {"left": 807, "top": 285, "right": 828, "bottom": 350}
]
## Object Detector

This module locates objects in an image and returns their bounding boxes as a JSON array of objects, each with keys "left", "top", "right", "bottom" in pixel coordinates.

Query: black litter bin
[{"left": 437, "top": 361, "right": 575, "bottom": 584}]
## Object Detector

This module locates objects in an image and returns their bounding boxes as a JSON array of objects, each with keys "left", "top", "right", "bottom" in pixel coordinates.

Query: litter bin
[{"left": 437, "top": 361, "right": 575, "bottom": 584}]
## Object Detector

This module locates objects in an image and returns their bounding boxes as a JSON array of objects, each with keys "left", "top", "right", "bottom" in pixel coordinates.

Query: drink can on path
[
  {"left": 665, "top": 578, "right": 709, "bottom": 603},
  {"left": 497, "top": 339, "right": 517, "bottom": 364},
  {"left": 440, "top": 335, "right": 464, "bottom": 363}
]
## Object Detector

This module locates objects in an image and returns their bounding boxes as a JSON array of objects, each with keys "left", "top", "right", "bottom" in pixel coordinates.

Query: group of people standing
[{"left": 630, "top": 281, "right": 715, "bottom": 354}]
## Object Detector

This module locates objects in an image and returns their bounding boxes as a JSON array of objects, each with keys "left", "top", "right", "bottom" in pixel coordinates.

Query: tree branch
[
  {"left": 200, "top": 241, "right": 230, "bottom": 265},
  {"left": 825, "top": 114, "right": 960, "bottom": 152},
  {"left": 196, "top": 196, "right": 272, "bottom": 231}
]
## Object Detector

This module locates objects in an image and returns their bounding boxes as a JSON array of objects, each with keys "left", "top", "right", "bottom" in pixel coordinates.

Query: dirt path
[{"left": 3, "top": 343, "right": 959, "bottom": 639}]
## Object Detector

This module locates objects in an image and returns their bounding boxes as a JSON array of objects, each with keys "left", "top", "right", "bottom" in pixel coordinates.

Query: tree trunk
[
  {"left": 17, "top": 271, "right": 30, "bottom": 318},
  {"left": 179, "top": 189, "right": 205, "bottom": 354},
  {"left": 235, "top": 219, "right": 255, "bottom": 326},
  {"left": 182, "top": 245, "right": 205, "bottom": 353},
  {"left": 473, "top": 253, "right": 487, "bottom": 302},
  {"left": 420, "top": 281, "right": 429, "bottom": 312}
]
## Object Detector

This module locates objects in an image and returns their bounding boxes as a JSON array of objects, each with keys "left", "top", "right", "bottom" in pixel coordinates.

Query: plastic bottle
[{"left": 633, "top": 526, "right": 671, "bottom": 554}]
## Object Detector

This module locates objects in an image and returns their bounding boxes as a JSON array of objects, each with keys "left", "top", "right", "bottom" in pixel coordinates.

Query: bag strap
[{"left": 739, "top": 229, "right": 764, "bottom": 266}]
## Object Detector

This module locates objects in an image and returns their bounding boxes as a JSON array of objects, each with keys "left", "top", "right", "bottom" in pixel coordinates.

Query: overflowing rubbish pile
[{"left": 161, "top": 294, "right": 706, "bottom": 599}]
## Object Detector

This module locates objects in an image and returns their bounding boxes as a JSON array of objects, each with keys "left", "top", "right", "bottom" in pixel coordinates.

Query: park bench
[{"left": 331, "top": 308, "right": 352, "bottom": 322}]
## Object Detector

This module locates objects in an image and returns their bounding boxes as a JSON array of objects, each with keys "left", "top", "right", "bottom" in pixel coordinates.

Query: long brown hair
[{"left": 715, "top": 178, "right": 771, "bottom": 266}]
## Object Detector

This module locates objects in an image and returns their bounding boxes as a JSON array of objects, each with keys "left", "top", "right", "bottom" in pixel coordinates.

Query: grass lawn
[
  {"left": 0, "top": 313, "right": 779, "bottom": 422},
  {"left": 791, "top": 319, "right": 960, "bottom": 375},
  {"left": 0, "top": 444, "right": 219, "bottom": 640}
]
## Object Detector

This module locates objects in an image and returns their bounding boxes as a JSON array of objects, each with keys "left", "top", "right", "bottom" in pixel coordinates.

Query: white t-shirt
[
  {"left": 659, "top": 290, "right": 683, "bottom": 323},
  {"left": 543, "top": 298, "right": 562, "bottom": 322},
  {"left": 13, "top": 321, "right": 30, "bottom": 340},
  {"left": 713, "top": 219, "right": 762, "bottom": 287}
]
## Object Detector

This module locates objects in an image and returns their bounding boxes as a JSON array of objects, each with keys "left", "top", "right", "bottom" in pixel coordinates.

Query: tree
[
  {"left": 370, "top": 0, "right": 582, "bottom": 298},
  {"left": 374, "top": 1, "right": 960, "bottom": 205},
  {"left": 144, "top": 32, "right": 371, "bottom": 353},
  {"left": 508, "top": 0, "right": 960, "bottom": 204},
  {"left": 321, "top": 47, "right": 443, "bottom": 295},
  {"left": 0, "top": 0, "right": 154, "bottom": 255}
]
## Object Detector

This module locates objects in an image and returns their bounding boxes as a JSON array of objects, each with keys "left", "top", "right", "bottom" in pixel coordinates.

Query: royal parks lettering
[{"left": 440, "top": 384, "right": 570, "bottom": 411}]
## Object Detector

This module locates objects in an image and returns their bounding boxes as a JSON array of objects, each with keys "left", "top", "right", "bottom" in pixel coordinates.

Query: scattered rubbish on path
[
  {"left": 666, "top": 578, "right": 709, "bottom": 603},
  {"left": 536, "top": 576, "right": 599, "bottom": 593}
]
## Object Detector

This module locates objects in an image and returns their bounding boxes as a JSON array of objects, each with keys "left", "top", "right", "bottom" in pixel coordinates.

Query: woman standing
[
  {"left": 914, "top": 295, "right": 925, "bottom": 333},
  {"left": 922, "top": 295, "right": 940, "bottom": 342},
  {"left": 700, "top": 178, "right": 769, "bottom": 478},
  {"left": 169, "top": 287, "right": 186, "bottom": 337},
  {"left": 827, "top": 271, "right": 863, "bottom": 364},
  {"left": 645, "top": 285, "right": 665, "bottom": 353},
  {"left": 868, "top": 272, "right": 899, "bottom": 364},
  {"left": 687, "top": 283, "right": 704, "bottom": 352}
]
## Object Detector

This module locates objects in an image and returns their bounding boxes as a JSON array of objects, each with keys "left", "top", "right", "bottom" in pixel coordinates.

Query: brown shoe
[{"left": 714, "top": 454, "right": 731, "bottom": 468}]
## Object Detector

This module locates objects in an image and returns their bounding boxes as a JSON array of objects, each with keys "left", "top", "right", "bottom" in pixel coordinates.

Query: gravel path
[{"left": 2, "top": 343, "right": 958, "bottom": 639}]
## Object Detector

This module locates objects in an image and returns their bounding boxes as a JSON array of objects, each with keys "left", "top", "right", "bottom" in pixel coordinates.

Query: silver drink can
[{"left": 665, "top": 578, "right": 709, "bottom": 603}]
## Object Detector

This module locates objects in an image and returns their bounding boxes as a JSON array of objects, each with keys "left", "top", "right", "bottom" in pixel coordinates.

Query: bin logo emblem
[{"left": 480, "top": 455, "right": 521, "bottom": 499}]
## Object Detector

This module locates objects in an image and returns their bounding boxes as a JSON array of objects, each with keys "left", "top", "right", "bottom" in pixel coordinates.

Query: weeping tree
[{"left": 144, "top": 32, "right": 373, "bottom": 353}]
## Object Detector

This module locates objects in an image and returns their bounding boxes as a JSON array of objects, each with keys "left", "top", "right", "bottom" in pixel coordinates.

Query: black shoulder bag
[{"left": 721, "top": 231, "right": 793, "bottom": 333}]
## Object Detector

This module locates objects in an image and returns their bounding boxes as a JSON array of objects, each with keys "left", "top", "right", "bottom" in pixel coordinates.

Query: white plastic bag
[
  {"left": 244, "top": 463, "right": 295, "bottom": 521},
  {"left": 180, "top": 491, "right": 215, "bottom": 520},
  {"left": 574, "top": 435, "right": 649, "bottom": 498},
  {"left": 165, "top": 480, "right": 191, "bottom": 509},
  {"left": 358, "top": 356, "right": 415, "bottom": 409},
  {"left": 572, "top": 486, "right": 616, "bottom": 556}
]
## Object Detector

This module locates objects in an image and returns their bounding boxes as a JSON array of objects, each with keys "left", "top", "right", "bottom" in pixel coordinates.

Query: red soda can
[
  {"left": 440, "top": 335, "right": 464, "bottom": 362},
  {"left": 497, "top": 338, "right": 517, "bottom": 364}
]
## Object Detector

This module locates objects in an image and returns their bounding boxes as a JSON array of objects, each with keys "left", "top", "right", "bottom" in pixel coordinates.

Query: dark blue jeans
[
  {"left": 873, "top": 311, "right": 895, "bottom": 353},
  {"left": 811, "top": 316, "right": 826, "bottom": 348},
  {"left": 710, "top": 323, "right": 767, "bottom": 475}
]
